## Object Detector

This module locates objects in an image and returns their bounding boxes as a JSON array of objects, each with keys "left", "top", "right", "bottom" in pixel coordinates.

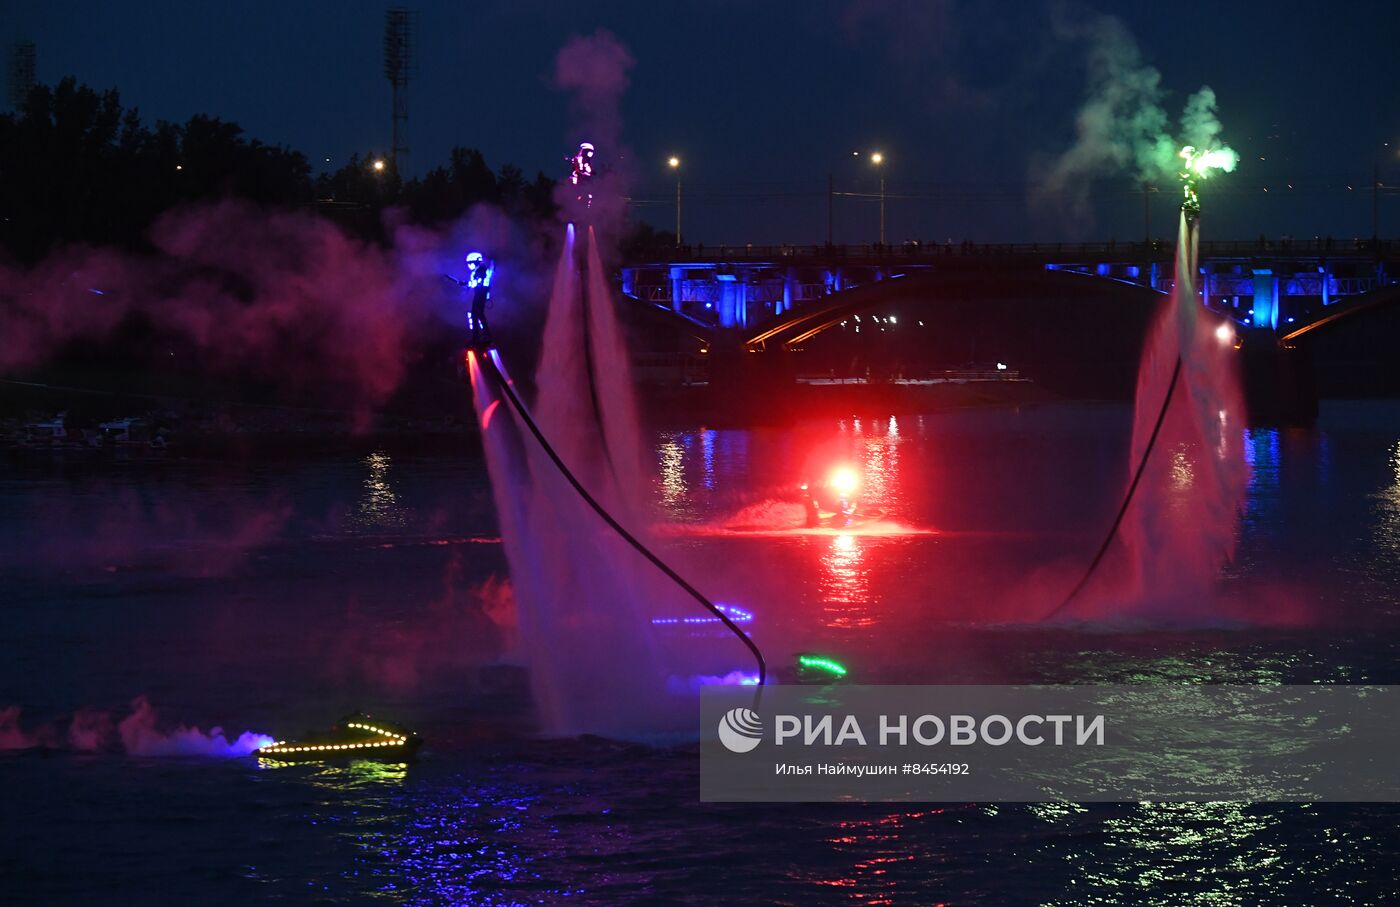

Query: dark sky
[{"left": 5, "top": 0, "right": 1398, "bottom": 244}]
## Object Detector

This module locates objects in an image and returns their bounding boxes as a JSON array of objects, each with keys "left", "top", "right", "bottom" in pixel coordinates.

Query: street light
[
  {"left": 373, "top": 159, "right": 386, "bottom": 172},
  {"left": 668, "top": 156, "right": 682, "bottom": 246},
  {"left": 869, "top": 152, "right": 886, "bottom": 245}
]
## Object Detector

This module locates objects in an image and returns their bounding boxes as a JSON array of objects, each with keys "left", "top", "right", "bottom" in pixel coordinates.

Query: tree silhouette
[
  {"left": 1, "top": 78, "right": 560, "bottom": 261},
  {"left": 0, "top": 78, "right": 314, "bottom": 261}
]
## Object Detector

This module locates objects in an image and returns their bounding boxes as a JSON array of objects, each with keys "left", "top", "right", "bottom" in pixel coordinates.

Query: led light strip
[
  {"left": 345, "top": 722, "right": 407, "bottom": 741},
  {"left": 258, "top": 721, "right": 409, "bottom": 755},
  {"left": 258, "top": 739, "right": 406, "bottom": 754},
  {"left": 798, "top": 654, "right": 848, "bottom": 678},
  {"left": 652, "top": 605, "right": 754, "bottom": 626}
]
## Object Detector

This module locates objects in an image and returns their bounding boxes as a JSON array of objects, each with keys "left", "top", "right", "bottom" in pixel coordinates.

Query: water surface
[{"left": 4, "top": 401, "right": 1400, "bottom": 903}]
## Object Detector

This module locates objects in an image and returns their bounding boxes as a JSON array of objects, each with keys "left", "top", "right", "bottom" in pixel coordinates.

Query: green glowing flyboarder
[
  {"left": 1177, "top": 144, "right": 1239, "bottom": 221},
  {"left": 1179, "top": 145, "right": 1203, "bottom": 221}
]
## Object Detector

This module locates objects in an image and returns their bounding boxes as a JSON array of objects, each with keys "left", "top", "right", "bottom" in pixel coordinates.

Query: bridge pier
[
  {"left": 669, "top": 266, "right": 685, "bottom": 315},
  {"left": 1252, "top": 268, "right": 1279, "bottom": 330},
  {"left": 704, "top": 328, "right": 794, "bottom": 422},
  {"left": 715, "top": 271, "right": 746, "bottom": 328},
  {"left": 1240, "top": 328, "right": 1318, "bottom": 426}
]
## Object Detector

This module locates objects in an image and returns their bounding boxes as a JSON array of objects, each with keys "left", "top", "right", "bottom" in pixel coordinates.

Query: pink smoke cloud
[
  {"left": 551, "top": 30, "right": 636, "bottom": 232},
  {"left": 0, "top": 698, "right": 272, "bottom": 756},
  {"left": 0, "top": 198, "right": 553, "bottom": 428},
  {"left": 0, "top": 705, "right": 41, "bottom": 749},
  {"left": 327, "top": 555, "right": 515, "bottom": 693},
  {"left": 67, "top": 707, "right": 117, "bottom": 751},
  {"left": 552, "top": 28, "right": 635, "bottom": 147},
  {"left": 5, "top": 483, "right": 293, "bottom": 577},
  {"left": 118, "top": 696, "right": 273, "bottom": 757}
]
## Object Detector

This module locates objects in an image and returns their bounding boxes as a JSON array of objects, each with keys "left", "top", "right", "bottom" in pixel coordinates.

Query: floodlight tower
[
  {"left": 383, "top": 9, "right": 415, "bottom": 172},
  {"left": 8, "top": 40, "right": 35, "bottom": 112}
]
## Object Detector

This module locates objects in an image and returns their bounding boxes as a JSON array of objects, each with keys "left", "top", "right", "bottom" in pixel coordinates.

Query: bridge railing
[{"left": 630, "top": 238, "right": 1400, "bottom": 265}]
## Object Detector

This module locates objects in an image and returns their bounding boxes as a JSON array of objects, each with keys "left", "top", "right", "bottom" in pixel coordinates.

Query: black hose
[
  {"left": 477, "top": 350, "right": 768, "bottom": 700},
  {"left": 1045, "top": 355, "right": 1183, "bottom": 619}
]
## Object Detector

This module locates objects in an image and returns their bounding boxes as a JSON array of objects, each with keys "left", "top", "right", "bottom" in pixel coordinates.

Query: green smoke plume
[{"left": 1035, "top": 12, "right": 1238, "bottom": 215}]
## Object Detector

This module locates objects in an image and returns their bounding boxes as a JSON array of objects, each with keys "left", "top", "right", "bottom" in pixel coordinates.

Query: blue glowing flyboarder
[{"left": 462, "top": 251, "right": 494, "bottom": 346}]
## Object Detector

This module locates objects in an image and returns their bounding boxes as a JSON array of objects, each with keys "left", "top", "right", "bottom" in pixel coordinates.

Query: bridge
[
  {"left": 616, "top": 237, "right": 1400, "bottom": 422},
  {"left": 620, "top": 238, "right": 1400, "bottom": 347}
]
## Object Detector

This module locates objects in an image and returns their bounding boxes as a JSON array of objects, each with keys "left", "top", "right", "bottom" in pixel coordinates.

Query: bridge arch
[
  {"left": 745, "top": 268, "right": 1164, "bottom": 350},
  {"left": 734, "top": 268, "right": 1165, "bottom": 397}
]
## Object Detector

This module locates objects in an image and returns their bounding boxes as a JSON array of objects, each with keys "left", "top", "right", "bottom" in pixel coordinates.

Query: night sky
[{"left": 5, "top": 0, "right": 1398, "bottom": 245}]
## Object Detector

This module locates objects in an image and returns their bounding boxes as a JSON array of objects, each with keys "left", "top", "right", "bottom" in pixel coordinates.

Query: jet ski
[
  {"left": 801, "top": 466, "right": 878, "bottom": 529},
  {"left": 254, "top": 713, "right": 421, "bottom": 762}
]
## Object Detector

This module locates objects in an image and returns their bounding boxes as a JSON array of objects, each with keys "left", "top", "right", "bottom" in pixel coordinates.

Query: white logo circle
[{"left": 717, "top": 707, "right": 763, "bottom": 753}]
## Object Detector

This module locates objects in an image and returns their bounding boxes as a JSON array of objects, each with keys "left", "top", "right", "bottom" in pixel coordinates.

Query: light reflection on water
[
  {"left": 657, "top": 438, "right": 686, "bottom": 511},
  {"left": 355, "top": 451, "right": 408, "bottom": 529},
  {"left": 1037, "top": 802, "right": 1292, "bottom": 905},
  {"left": 858, "top": 419, "right": 900, "bottom": 513},
  {"left": 1376, "top": 439, "right": 1400, "bottom": 556},
  {"left": 820, "top": 533, "right": 873, "bottom": 628}
]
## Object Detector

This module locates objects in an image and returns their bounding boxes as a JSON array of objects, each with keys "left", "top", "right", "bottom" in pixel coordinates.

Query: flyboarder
[
  {"left": 1178, "top": 146, "right": 1203, "bottom": 222},
  {"left": 569, "top": 141, "right": 595, "bottom": 212},
  {"left": 462, "top": 251, "right": 494, "bottom": 347}
]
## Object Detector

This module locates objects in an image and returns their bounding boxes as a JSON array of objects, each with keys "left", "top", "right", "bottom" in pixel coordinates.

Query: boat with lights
[{"left": 254, "top": 713, "right": 421, "bottom": 762}]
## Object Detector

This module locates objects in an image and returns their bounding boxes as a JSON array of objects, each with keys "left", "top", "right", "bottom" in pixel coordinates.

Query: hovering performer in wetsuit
[
  {"left": 1178, "top": 146, "right": 1203, "bottom": 222},
  {"left": 568, "top": 141, "right": 595, "bottom": 215},
  {"left": 464, "top": 251, "right": 493, "bottom": 346}
]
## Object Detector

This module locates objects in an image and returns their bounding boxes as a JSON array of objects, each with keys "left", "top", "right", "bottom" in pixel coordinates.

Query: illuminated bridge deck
[{"left": 621, "top": 238, "right": 1400, "bottom": 334}]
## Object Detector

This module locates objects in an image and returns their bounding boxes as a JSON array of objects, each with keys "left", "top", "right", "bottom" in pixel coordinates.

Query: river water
[{"left": 3, "top": 401, "right": 1400, "bottom": 903}]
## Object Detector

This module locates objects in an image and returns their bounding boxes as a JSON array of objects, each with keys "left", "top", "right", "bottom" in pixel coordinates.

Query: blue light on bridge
[{"left": 1252, "top": 269, "right": 1279, "bottom": 331}]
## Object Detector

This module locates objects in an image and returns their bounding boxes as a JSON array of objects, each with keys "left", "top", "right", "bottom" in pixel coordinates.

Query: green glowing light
[
  {"left": 1177, "top": 144, "right": 1239, "bottom": 218},
  {"left": 797, "top": 654, "right": 848, "bottom": 678},
  {"left": 1179, "top": 145, "right": 1239, "bottom": 179}
]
